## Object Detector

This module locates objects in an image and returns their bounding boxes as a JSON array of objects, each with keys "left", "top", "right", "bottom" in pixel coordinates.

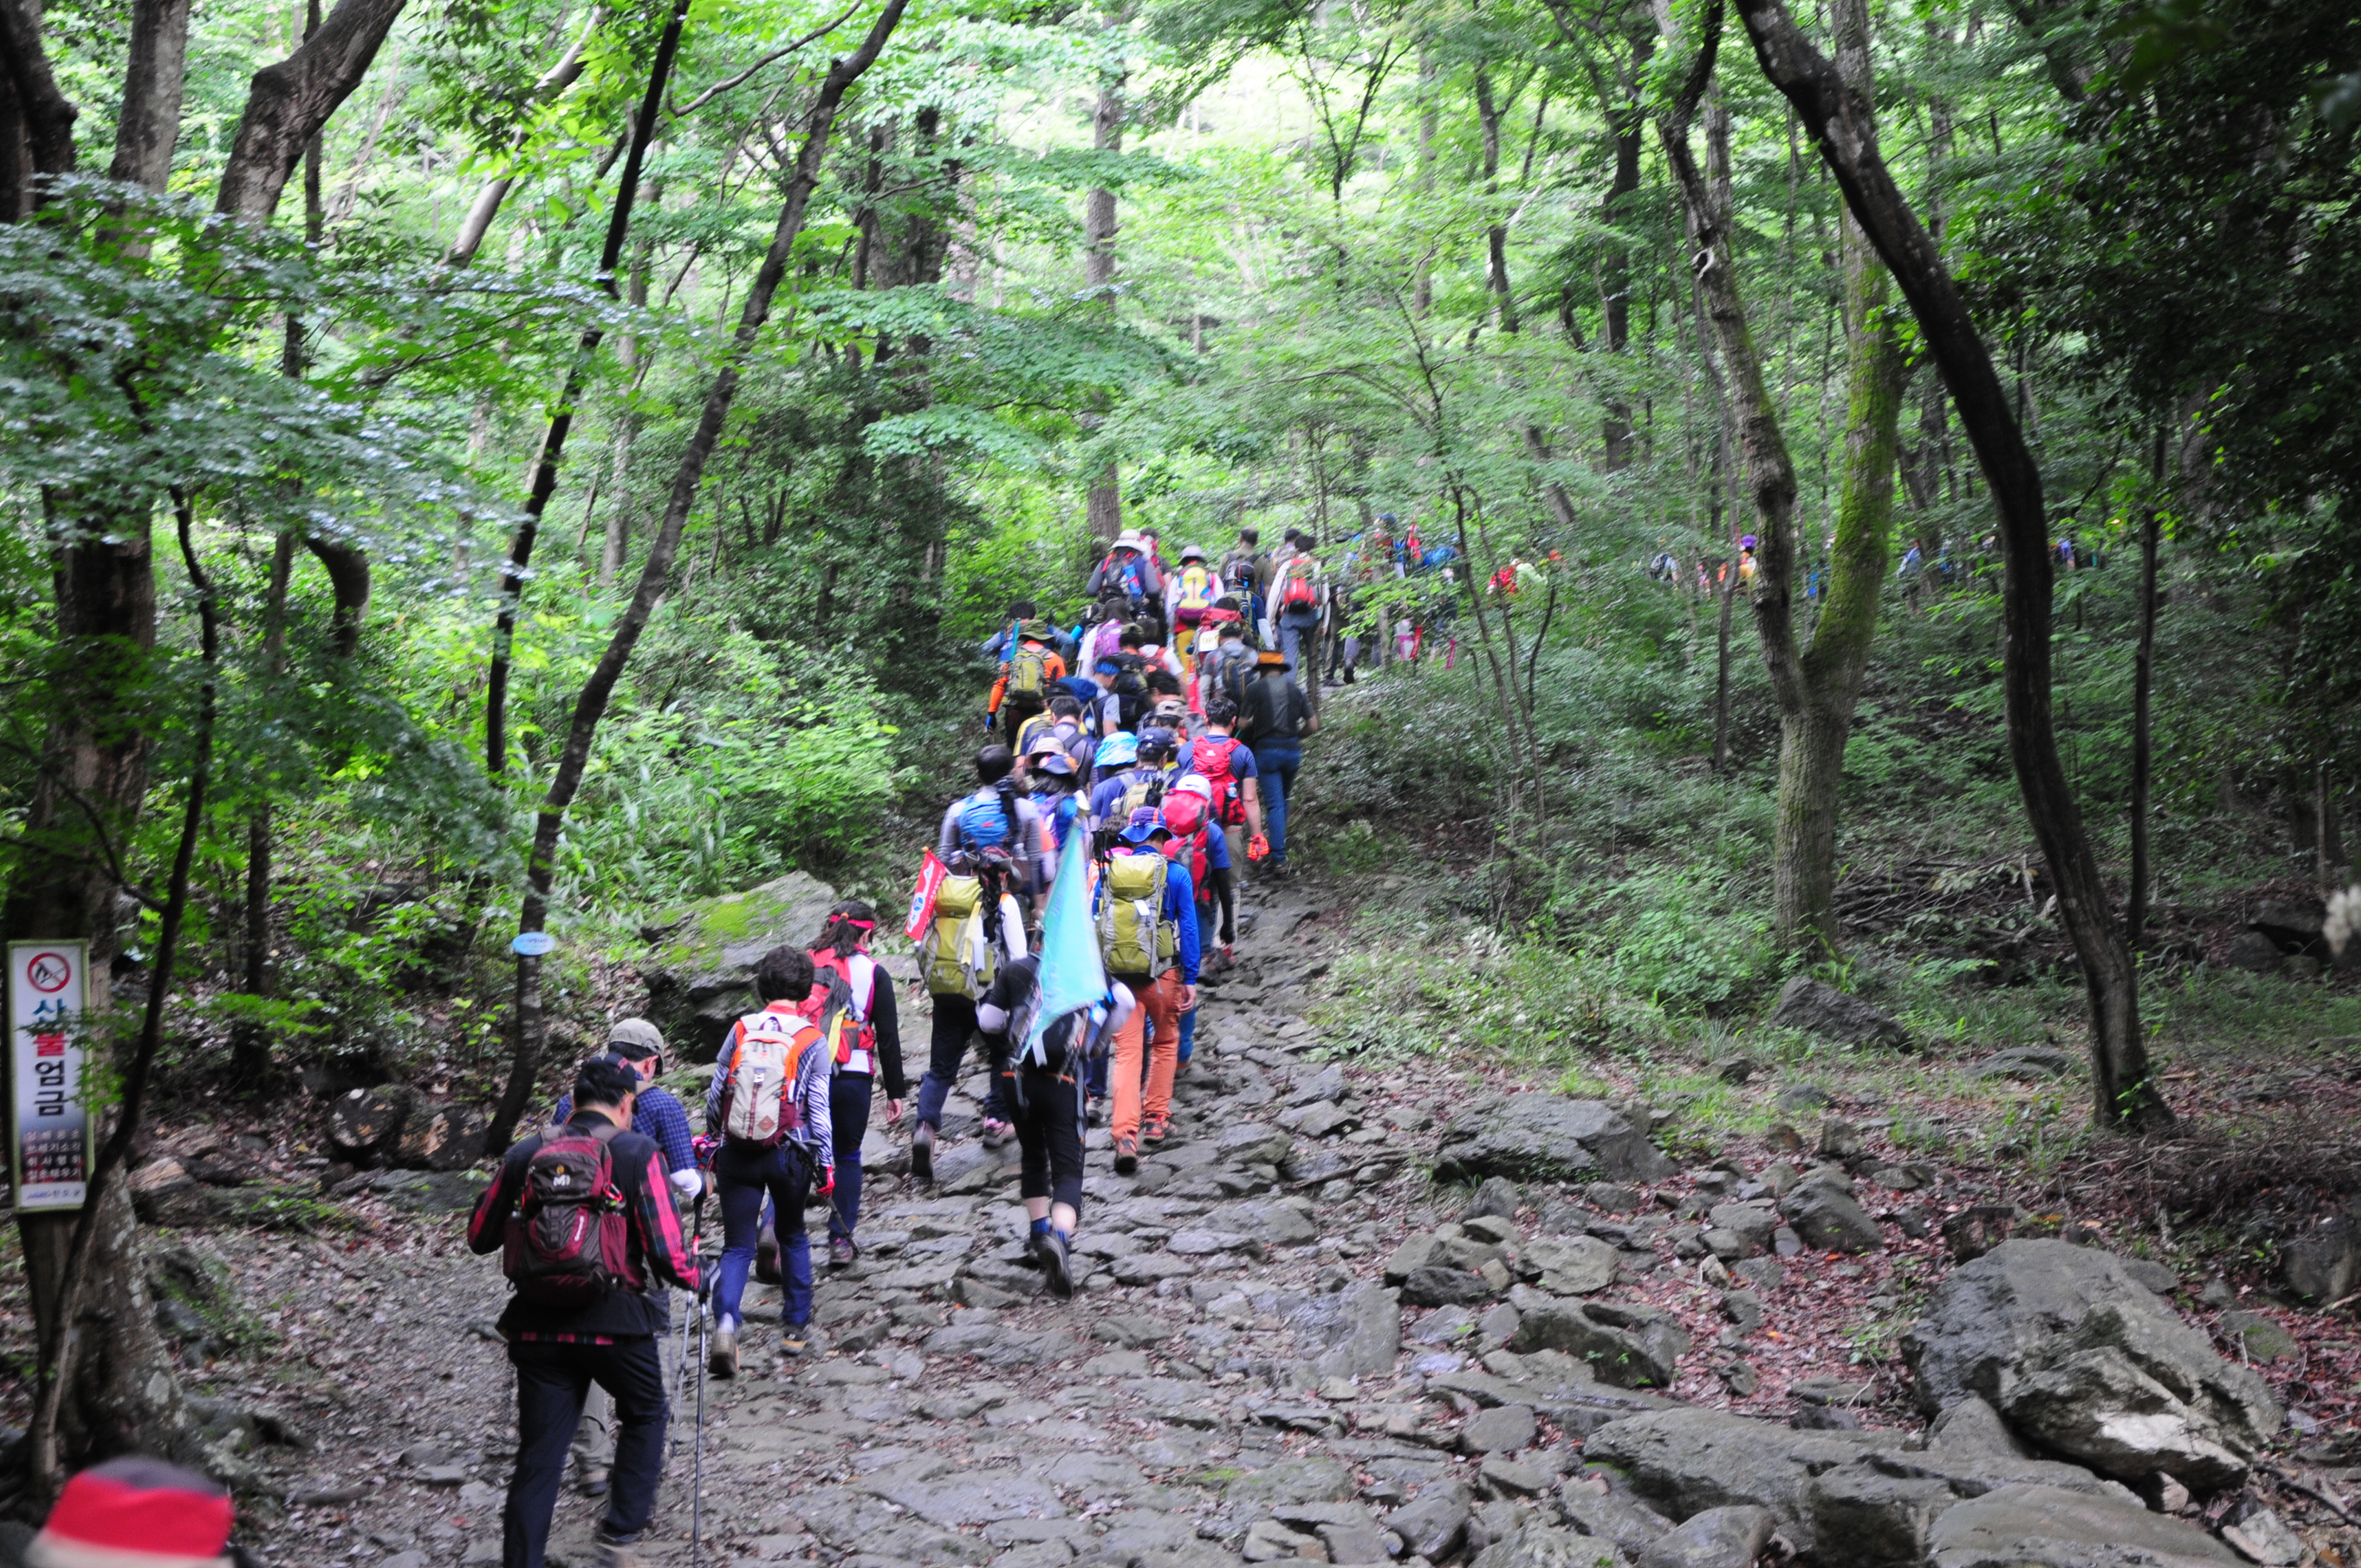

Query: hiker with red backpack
[
  {"left": 1190, "top": 700, "right": 1263, "bottom": 951},
  {"left": 806, "top": 901, "right": 905, "bottom": 1271},
  {"left": 1263, "top": 533, "right": 1330, "bottom": 692},
  {"left": 468, "top": 1056, "right": 699, "bottom": 1568},
  {"left": 703, "top": 946, "right": 836, "bottom": 1374}
]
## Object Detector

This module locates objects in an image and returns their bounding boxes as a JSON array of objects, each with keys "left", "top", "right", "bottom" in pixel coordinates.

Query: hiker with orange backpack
[
  {"left": 703, "top": 946, "right": 835, "bottom": 1374},
  {"left": 805, "top": 902, "right": 905, "bottom": 1271}
]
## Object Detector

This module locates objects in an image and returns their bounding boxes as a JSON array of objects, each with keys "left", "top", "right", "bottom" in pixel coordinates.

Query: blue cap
[
  {"left": 1095, "top": 733, "right": 1138, "bottom": 766},
  {"left": 1037, "top": 752, "right": 1076, "bottom": 777},
  {"left": 1094, "top": 658, "right": 1123, "bottom": 676},
  {"left": 1118, "top": 807, "right": 1169, "bottom": 845}
]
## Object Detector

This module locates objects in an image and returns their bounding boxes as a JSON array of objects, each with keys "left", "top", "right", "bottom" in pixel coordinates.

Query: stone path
[{"left": 198, "top": 870, "right": 2358, "bottom": 1568}]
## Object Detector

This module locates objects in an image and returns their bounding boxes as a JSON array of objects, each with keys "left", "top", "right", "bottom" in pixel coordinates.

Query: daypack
[
  {"left": 957, "top": 787, "right": 1018, "bottom": 852},
  {"left": 1278, "top": 555, "right": 1320, "bottom": 611},
  {"left": 1098, "top": 852, "right": 1175, "bottom": 978},
  {"left": 503, "top": 1122, "right": 634, "bottom": 1307},
  {"left": 921, "top": 876, "right": 998, "bottom": 999},
  {"left": 719, "top": 1009, "right": 824, "bottom": 1145},
  {"left": 1013, "top": 709, "right": 1058, "bottom": 756},
  {"left": 1009, "top": 643, "right": 1052, "bottom": 702},
  {"left": 1220, "top": 548, "right": 1258, "bottom": 589},
  {"left": 1175, "top": 565, "right": 1216, "bottom": 622},
  {"left": 1203, "top": 644, "right": 1255, "bottom": 711},
  {"left": 1117, "top": 766, "right": 1171, "bottom": 823},
  {"left": 1161, "top": 791, "right": 1212, "bottom": 888},
  {"left": 808, "top": 949, "right": 878, "bottom": 1067},
  {"left": 1101, "top": 550, "right": 1150, "bottom": 607},
  {"left": 1191, "top": 736, "right": 1247, "bottom": 827},
  {"left": 1111, "top": 663, "right": 1150, "bottom": 732}
]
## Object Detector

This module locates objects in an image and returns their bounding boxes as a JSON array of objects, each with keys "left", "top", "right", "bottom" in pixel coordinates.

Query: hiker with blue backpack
[{"left": 1087, "top": 531, "right": 1165, "bottom": 641}]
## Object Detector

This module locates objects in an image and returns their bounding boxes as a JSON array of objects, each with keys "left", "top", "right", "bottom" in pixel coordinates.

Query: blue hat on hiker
[
  {"left": 1095, "top": 733, "right": 1138, "bottom": 767},
  {"left": 1119, "top": 807, "right": 1170, "bottom": 846}
]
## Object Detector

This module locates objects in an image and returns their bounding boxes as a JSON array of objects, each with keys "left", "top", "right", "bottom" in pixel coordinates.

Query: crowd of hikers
[{"left": 468, "top": 523, "right": 1373, "bottom": 1567}]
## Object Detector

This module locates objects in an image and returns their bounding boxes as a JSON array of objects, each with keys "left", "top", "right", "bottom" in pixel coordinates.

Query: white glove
[
  {"left": 977, "top": 1003, "right": 1010, "bottom": 1034},
  {"left": 670, "top": 1166, "right": 701, "bottom": 1202}
]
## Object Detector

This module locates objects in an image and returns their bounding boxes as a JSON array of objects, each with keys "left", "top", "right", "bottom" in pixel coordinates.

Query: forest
[{"left": 2, "top": 0, "right": 2361, "bottom": 1557}]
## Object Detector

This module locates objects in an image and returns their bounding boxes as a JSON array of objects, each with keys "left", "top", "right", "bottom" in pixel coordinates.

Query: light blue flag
[{"left": 1025, "top": 830, "right": 1106, "bottom": 1060}]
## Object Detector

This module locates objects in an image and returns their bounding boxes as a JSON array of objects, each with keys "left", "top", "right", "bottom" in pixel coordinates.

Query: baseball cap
[
  {"left": 1170, "top": 774, "right": 1214, "bottom": 801},
  {"left": 1180, "top": 543, "right": 1207, "bottom": 562},
  {"left": 1037, "top": 752, "right": 1077, "bottom": 778},
  {"left": 1094, "top": 733, "right": 1138, "bottom": 766},
  {"left": 1256, "top": 648, "right": 1289, "bottom": 667},
  {"left": 1024, "top": 730, "right": 1065, "bottom": 758},
  {"left": 1119, "top": 807, "right": 1171, "bottom": 846},
  {"left": 1137, "top": 726, "right": 1178, "bottom": 759},
  {"left": 606, "top": 1018, "right": 666, "bottom": 1067}
]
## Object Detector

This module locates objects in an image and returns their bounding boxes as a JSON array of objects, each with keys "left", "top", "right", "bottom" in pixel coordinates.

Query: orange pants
[{"left": 1111, "top": 969, "right": 1182, "bottom": 1144}]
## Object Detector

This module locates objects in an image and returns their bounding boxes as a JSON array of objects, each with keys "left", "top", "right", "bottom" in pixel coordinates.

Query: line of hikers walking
[{"left": 472, "top": 523, "right": 1352, "bottom": 1567}]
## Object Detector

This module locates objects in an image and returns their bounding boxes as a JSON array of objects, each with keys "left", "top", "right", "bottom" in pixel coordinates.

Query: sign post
[{"left": 8, "top": 942, "right": 90, "bottom": 1211}]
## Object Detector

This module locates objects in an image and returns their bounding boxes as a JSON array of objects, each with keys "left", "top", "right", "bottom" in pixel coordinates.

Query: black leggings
[
  {"left": 1207, "top": 864, "right": 1235, "bottom": 947},
  {"left": 1004, "top": 1063, "right": 1086, "bottom": 1218}
]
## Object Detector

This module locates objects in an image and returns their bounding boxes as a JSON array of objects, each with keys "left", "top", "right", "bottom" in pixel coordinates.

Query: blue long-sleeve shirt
[{"left": 1095, "top": 847, "right": 1200, "bottom": 984}]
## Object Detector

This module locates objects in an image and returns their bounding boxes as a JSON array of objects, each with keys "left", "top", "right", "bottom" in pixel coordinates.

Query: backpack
[
  {"left": 1098, "top": 852, "right": 1175, "bottom": 978},
  {"left": 1161, "top": 791, "right": 1212, "bottom": 888},
  {"left": 1279, "top": 555, "right": 1319, "bottom": 611},
  {"left": 502, "top": 1122, "right": 634, "bottom": 1307},
  {"left": 1175, "top": 565, "right": 1216, "bottom": 622},
  {"left": 1111, "top": 663, "right": 1149, "bottom": 732},
  {"left": 719, "top": 1009, "right": 824, "bottom": 1146},
  {"left": 1192, "top": 736, "right": 1247, "bottom": 827},
  {"left": 1009, "top": 643, "right": 1051, "bottom": 702},
  {"left": 921, "top": 876, "right": 998, "bottom": 999},
  {"left": 1220, "top": 548, "right": 1257, "bottom": 589},
  {"left": 1117, "top": 766, "right": 1170, "bottom": 823},
  {"left": 1205, "top": 644, "right": 1255, "bottom": 711},
  {"left": 808, "top": 949, "right": 878, "bottom": 1067},
  {"left": 957, "top": 786, "right": 1017, "bottom": 853},
  {"left": 1013, "top": 709, "right": 1057, "bottom": 756},
  {"left": 1103, "top": 550, "right": 1149, "bottom": 608}
]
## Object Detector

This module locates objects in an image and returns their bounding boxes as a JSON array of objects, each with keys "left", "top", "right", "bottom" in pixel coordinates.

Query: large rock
[
  {"left": 1468, "top": 1521, "right": 1628, "bottom": 1568},
  {"left": 1291, "top": 1283, "right": 1401, "bottom": 1380},
  {"left": 328, "top": 1086, "right": 416, "bottom": 1166},
  {"left": 1923, "top": 1482, "right": 2237, "bottom": 1568},
  {"left": 1997, "top": 1303, "right": 2280, "bottom": 1488},
  {"left": 1779, "top": 1185, "right": 1883, "bottom": 1254},
  {"left": 1433, "top": 1095, "right": 1675, "bottom": 1186},
  {"left": 1510, "top": 1299, "right": 1688, "bottom": 1389},
  {"left": 1804, "top": 1449, "right": 2145, "bottom": 1567},
  {"left": 1581, "top": 1410, "right": 1885, "bottom": 1553},
  {"left": 2251, "top": 897, "right": 2326, "bottom": 956},
  {"left": 1520, "top": 1235, "right": 1620, "bottom": 1295},
  {"left": 1901, "top": 1241, "right": 2172, "bottom": 1415},
  {"left": 1634, "top": 1506, "right": 1774, "bottom": 1568},
  {"left": 394, "top": 1103, "right": 486, "bottom": 1171},
  {"left": 1768, "top": 976, "right": 1910, "bottom": 1048},
  {"left": 639, "top": 871, "right": 839, "bottom": 1061},
  {"left": 2281, "top": 1202, "right": 2361, "bottom": 1302}
]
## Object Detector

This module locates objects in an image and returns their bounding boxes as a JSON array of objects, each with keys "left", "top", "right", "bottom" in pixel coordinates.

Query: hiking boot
[
  {"left": 1113, "top": 1135, "right": 1139, "bottom": 1176},
  {"left": 593, "top": 1525, "right": 645, "bottom": 1568},
  {"left": 577, "top": 1467, "right": 609, "bottom": 1498},
  {"left": 755, "top": 1234, "right": 780, "bottom": 1285},
  {"left": 708, "top": 1324, "right": 739, "bottom": 1380},
  {"left": 1141, "top": 1117, "right": 1170, "bottom": 1149},
  {"left": 1040, "top": 1230, "right": 1074, "bottom": 1299},
  {"left": 828, "top": 1236, "right": 857, "bottom": 1270},
  {"left": 910, "top": 1122, "right": 936, "bottom": 1183},
  {"left": 979, "top": 1118, "right": 1014, "bottom": 1150},
  {"left": 781, "top": 1326, "right": 810, "bottom": 1358}
]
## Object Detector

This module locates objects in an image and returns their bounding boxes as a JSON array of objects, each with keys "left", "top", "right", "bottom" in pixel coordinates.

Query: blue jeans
[
  {"left": 828, "top": 1072, "right": 871, "bottom": 1244},
  {"left": 1177, "top": 1003, "right": 1197, "bottom": 1067},
  {"left": 1277, "top": 609, "right": 1321, "bottom": 675},
  {"left": 1252, "top": 738, "right": 1302, "bottom": 863},
  {"left": 714, "top": 1139, "right": 813, "bottom": 1329}
]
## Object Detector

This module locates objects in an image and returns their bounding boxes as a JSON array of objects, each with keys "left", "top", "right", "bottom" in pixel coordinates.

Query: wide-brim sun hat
[
  {"left": 1095, "top": 733, "right": 1139, "bottom": 766},
  {"left": 1118, "top": 807, "right": 1172, "bottom": 845}
]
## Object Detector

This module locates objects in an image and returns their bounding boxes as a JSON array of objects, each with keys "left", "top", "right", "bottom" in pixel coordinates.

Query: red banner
[{"left": 904, "top": 851, "right": 949, "bottom": 941}]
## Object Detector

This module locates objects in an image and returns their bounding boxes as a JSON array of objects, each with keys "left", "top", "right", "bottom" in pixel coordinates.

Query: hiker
[
  {"left": 1190, "top": 700, "right": 1263, "bottom": 951},
  {"left": 1029, "top": 750, "right": 1087, "bottom": 852},
  {"left": 1264, "top": 534, "right": 1328, "bottom": 687},
  {"left": 1087, "top": 654, "right": 1148, "bottom": 736},
  {"left": 1166, "top": 545, "right": 1223, "bottom": 665},
  {"left": 979, "top": 598, "right": 1037, "bottom": 664},
  {"left": 1090, "top": 729, "right": 1139, "bottom": 793},
  {"left": 979, "top": 951, "right": 1133, "bottom": 1299},
  {"left": 1090, "top": 725, "right": 1180, "bottom": 839},
  {"left": 936, "top": 744, "right": 1047, "bottom": 919},
  {"left": 468, "top": 1056, "right": 697, "bottom": 1568},
  {"left": 1015, "top": 692, "right": 1093, "bottom": 773},
  {"left": 806, "top": 901, "right": 905, "bottom": 1269},
  {"left": 1195, "top": 606, "right": 1258, "bottom": 716},
  {"left": 29, "top": 1457, "right": 264, "bottom": 1568},
  {"left": 1236, "top": 647, "right": 1315, "bottom": 871},
  {"left": 1087, "top": 531, "right": 1164, "bottom": 635},
  {"left": 1219, "top": 527, "right": 1265, "bottom": 615},
  {"left": 1159, "top": 772, "right": 1222, "bottom": 1066},
  {"left": 543, "top": 1020, "right": 697, "bottom": 1500},
  {"left": 703, "top": 946, "right": 834, "bottom": 1373},
  {"left": 990, "top": 618, "right": 1067, "bottom": 735},
  {"left": 1095, "top": 807, "right": 1200, "bottom": 1173}
]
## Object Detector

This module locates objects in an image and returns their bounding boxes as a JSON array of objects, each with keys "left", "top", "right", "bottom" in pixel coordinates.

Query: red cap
[{"left": 29, "top": 1458, "right": 234, "bottom": 1567}]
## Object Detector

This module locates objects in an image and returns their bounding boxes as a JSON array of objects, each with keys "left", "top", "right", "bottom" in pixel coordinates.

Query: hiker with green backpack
[
  {"left": 990, "top": 619, "right": 1067, "bottom": 736},
  {"left": 1094, "top": 806, "right": 1200, "bottom": 1174}
]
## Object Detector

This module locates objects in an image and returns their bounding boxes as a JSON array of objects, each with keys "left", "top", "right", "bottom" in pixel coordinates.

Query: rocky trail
[{"left": 48, "top": 873, "right": 2361, "bottom": 1568}]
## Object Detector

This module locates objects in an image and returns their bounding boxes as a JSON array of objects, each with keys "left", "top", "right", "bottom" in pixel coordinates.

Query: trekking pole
[
  {"left": 672, "top": 1187, "right": 705, "bottom": 1459},
  {"left": 693, "top": 1261, "right": 709, "bottom": 1568}
]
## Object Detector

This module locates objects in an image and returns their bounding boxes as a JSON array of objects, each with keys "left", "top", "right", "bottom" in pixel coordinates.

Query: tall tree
[
  {"left": 1083, "top": 7, "right": 1128, "bottom": 548},
  {"left": 1734, "top": 0, "right": 2172, "bottom": 1128}
]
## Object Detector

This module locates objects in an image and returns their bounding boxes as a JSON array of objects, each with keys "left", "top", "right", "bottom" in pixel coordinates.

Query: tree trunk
[
  {"left": 1412, "top": 49, "right": 1436, "bottom": 317},
  {"left": 213, "top": 0, "right": 409, "bottom": 224},
  {"left": 1600, "top": 26, "right": 1653, "bottom": 468},
  {"left": 599, "top": 188, "right": 658, "bottom": 587},
  {"left": 1473, "top": 68, "right": 1517, "bottom": 334},
  {"left": 107, "top": 0, "right": 192, "bottom": 194},
  {"left": 0, "top": 0, "right": 79, "bottom": 210},
  {"left": 1733, "top": 0, "right": 2169, "bottom": 1130},
  {"left": 484, "top": 0, "right": 685, "bottom": 775},
  {"left": 488, "top": 0, "right": 910, "bottom": 1151},
  {"left": 1082, "top": 18, "right": 1125, "bottom": 548},
  {"left": 443, "top": 7, "right": 600, "bottom": 266},
  {"left": 2127, "top": 429, "right": 2162, "bottom": 946}
]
